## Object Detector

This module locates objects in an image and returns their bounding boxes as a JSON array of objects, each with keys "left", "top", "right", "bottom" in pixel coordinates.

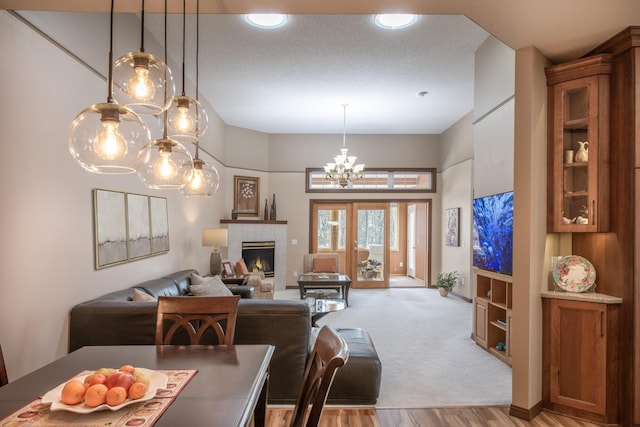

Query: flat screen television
[{"left": 472, "top": 191, "right": 514, "bottom": 276}]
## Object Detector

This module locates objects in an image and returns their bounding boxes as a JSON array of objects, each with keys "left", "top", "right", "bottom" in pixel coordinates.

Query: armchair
[
  {"left": 235, "top": 259, "right": 274, "bottom": 300},
  {"left": 302, "top": 253, "right": 340, "bottom": 275}
]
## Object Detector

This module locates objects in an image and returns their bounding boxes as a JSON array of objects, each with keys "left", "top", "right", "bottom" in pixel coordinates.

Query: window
[{"left": 306, "top": 168, "right": 436, "bottom": 192}]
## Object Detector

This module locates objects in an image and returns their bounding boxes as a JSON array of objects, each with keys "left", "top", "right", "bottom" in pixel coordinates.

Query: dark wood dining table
[{"left": 0, "top": 344, "right": 274, "bottom": 427}]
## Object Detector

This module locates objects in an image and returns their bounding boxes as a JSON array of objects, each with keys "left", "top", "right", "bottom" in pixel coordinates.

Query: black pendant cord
[
  {"left": 107, "top": 0, "right": 114, "bottom": 103},
  {"left": 180, "top": 0, "right": 186, "bottom": 96},
  {"left": 140, "top": 0, "right": 145, "bottom": 52},
  {"left": 162, "top": 0, "right": 168, "bottom": 139},
  {"left": 194, "top": 0, "right": 201, "bottom": 159}
]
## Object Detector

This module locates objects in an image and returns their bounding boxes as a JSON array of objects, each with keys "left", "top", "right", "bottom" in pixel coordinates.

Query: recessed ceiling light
[
  {"left": 374, "top": 14, "right": 417, "bottom": 30},
  {"left": 417, "top": 91, "right": 429, "bottom": 97},
  {"left": 244, "top": 13, "right": 288, "bottom": 29}
]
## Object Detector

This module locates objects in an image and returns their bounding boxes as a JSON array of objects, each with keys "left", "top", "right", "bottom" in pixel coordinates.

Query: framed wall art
[
  {"left": 150, "top": 196, "right": 169, "bottom": 254},
  {"left": 445, "top": 207, "right": 460, "bottom": 247},
  {"left": 93, "top": 189, "right": 170, "bottom": 269},
  {"left": 234, "top": 176, "right": 260, "bottom": 217},
  {"left": 127, "top": 192, "right": 151, "bottom": 259},
  {"left": 94, "top": 189, "right": 128, "bottom": 269}
]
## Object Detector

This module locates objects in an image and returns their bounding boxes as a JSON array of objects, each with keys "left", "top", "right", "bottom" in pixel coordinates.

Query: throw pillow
[
  {"left": 313, "top": 257, "right": 336, "bottom": 273},
  {"left": 132, "top": 288, "right": 156, "bottom": 302},
  {"left": 189, "top": 274, "right": 233, "bottom": 297},
  {"left": 235, "top": 259, "right": 249, "bottom": 275}
]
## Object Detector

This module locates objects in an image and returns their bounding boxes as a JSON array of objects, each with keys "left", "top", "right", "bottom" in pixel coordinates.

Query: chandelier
[{"left": 324, "top": 104, "right": 364, "bottom": 187}]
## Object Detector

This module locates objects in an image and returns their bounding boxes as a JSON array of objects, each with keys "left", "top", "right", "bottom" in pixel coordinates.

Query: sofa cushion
[
  {"left": 189, "top": 274, "right": 233, "bottom": 297},
  {"left": 132, "top": 288, "right": 156, "bottom": 302},
  {"left": 163, "top": 269, "right": 197, "bottom": 295},
  {"left": 137, "top": 277, "right": 181, "bottom": 299},
  {"left": 312, "top": 257, "right": 337, "bottom": 273}
]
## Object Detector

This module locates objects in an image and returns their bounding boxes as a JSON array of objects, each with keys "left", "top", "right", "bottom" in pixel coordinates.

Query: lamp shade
[
  {"left": 202, "top": 228, "right": 228, "bottom": 248},
  {"left": 137, "top": 138, "right": 193, "bottom": 189},
  {"left": 179, "top": 158, "right": 220, "bottom": 197}
]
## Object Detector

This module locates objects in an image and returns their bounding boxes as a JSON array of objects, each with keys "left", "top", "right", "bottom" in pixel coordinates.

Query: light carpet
[{"left": 274, "top": 287, "right": 512, "bottom": 409}]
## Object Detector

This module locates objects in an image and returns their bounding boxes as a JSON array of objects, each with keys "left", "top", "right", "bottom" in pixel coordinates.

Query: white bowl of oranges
[{"left": 41, "top": 365, "right": 169, "bottom": 413}]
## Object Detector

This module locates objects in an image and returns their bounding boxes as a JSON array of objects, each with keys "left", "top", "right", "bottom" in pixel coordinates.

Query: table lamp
[{"left": 202, "top": 228, "right": 228, "bottom": 276}]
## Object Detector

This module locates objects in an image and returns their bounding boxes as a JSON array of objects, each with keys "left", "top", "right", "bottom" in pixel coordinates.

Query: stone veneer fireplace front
[{"left": 221, "top": 220, "right": 287, "bottom": 291}]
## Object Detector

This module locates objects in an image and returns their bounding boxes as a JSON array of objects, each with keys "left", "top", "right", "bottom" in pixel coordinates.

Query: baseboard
[
  {"left": 509, "top": 400, "right": 543, "bottom": 421},
  {"left": 449, "top": 290, "right": 471, "bottom": 303}
]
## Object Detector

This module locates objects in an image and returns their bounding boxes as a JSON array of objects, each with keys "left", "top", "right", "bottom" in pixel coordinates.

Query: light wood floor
[{"left": 266, "top": 406, "right": 603, "bottom": 427}]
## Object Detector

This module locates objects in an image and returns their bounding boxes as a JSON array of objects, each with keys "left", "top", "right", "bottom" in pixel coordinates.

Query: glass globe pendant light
[
  {"left": 137, "top": 0, "right": 193, "bottom": 189},
  {"left": 167, "top": 0, "right": 208, "bottom": 143},
  {"left": 180, "top": 0, "right": 219, "bottom": 197},
  {"left": 68, "top": 0, "right": 150, "bottom": 174},
  {"left": 112, "top": 0, "right": 175, "bottom": 115}
]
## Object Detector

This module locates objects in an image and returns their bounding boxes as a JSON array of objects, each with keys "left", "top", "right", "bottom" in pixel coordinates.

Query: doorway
[{"left": 310, "top": 199, "right": 431, "bottom": 288}]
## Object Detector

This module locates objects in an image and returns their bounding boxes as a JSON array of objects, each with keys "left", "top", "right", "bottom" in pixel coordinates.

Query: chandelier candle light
[
  {"left": 68, "top": 0, "right": 150, "bottom": 174},
  {"left": 324, "top": 104, "right": 365, "bottom": 187}
]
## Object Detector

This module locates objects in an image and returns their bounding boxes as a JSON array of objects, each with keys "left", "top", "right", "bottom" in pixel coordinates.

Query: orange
[
  {"left": 106, "top": 386, "right": 128, "bottom": 406},
  {"left": 84, "top": 373, "right": 106, "bottom": 387},
  {"left": 84, "top": 384, "right": 108, "bottom": 407},
  {"left": 60, "top": 380, "right": 86, "bottom": 405},
  {"left": 119, "top": 365, "right": 135, "bottom": 374},
  {"left": 128, "top": 382, "right": 147, "bottom": 400}
]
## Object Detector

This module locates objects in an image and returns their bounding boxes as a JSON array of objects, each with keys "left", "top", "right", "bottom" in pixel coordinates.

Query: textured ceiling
[{"left": 4, "top": 0, "right": 639, "bottom": 134}]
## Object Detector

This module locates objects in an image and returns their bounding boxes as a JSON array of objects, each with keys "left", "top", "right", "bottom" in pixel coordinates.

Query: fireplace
[{"left": 242, "top": 241, "right": 275, "bottom": 278}]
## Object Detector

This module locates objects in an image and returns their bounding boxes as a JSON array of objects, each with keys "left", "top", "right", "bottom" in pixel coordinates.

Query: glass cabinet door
[{"left": 546, "top": 54, "right": 611, "bottom": 233}]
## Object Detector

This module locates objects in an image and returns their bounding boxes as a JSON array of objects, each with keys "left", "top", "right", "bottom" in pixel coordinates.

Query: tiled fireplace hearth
[{"left": 221, "top": 220, "right": 287, "bottom": 291}]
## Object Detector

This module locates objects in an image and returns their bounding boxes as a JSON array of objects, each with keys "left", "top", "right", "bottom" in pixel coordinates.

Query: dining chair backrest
[
  {"left": 0, "top": 342, "right": 7, "bottom": 386},
  {"left": 290, "top": 325, "right": 349, "bottom": 427},
  {"left": 155, "top": 296, "right": 240, "bottom": 346}
]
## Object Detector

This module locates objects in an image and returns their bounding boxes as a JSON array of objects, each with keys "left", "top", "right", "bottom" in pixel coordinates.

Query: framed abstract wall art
[
  {"left": 93, "top": 189, "right": 170, "bottom": 269},
  {"left": 234, "top": 176, "right": 260, "bottom": 217},
  {"left": 445, "top": 207, "right": 460, "bottom": 247}
]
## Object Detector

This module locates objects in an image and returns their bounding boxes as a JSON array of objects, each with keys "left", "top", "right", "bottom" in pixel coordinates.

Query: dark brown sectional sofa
[{"left": 69, "top": 269, "right": 381, "bottom": 405}]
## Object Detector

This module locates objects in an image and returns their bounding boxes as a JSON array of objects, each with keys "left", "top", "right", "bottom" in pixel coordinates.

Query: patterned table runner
[{"left": 0, "top": 370, "right": 197, "bottom": 427}]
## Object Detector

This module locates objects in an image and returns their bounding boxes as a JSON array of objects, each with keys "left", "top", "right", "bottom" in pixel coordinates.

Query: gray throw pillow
[
  {"left": 189, "top": 274, "right": 233, "bottom": 297},
  {"left": 132, "top": 288, "right": 156, "bottom": 302}
]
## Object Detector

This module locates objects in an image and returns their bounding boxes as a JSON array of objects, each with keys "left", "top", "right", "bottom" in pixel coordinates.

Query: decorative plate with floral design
[{"left": 552, "top": 255, "right": 596, "bottom": 293}]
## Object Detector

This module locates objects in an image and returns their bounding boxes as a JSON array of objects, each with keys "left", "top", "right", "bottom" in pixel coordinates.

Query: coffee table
[
  {"left": 297, "top": 273, "right": 351, "bottom": 306},
  {"left": 306, "top": 297, "right": 346, "bottom": 326}
]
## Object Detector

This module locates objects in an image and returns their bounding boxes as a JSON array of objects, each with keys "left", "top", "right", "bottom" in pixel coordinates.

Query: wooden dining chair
[
  {"left": 155, "top": 296, "right": 240, "bottom": 346},
  {"left": 290, "top": 325, "right": 349, "bottom": 427},
  {"left": 0, "top": 342, "right": 7, "bottom": 386}
]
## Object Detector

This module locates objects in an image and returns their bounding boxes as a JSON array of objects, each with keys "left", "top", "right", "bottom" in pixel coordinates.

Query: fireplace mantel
[{"left": 224, "top": 221, "right": 287, "bottom": 291}]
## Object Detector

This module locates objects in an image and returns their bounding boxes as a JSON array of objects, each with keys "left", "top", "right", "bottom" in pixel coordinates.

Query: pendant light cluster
[
  {"left": 324, "top": 104, "right": 365, "bottom": 188},
  {"left": 68, "top": 0, "right": 219, "bottom": 197}
]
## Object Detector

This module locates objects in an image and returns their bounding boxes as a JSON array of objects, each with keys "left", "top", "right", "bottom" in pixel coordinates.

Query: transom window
[{"left": 306, "top": 168, "right": 436, "bottom": 192}]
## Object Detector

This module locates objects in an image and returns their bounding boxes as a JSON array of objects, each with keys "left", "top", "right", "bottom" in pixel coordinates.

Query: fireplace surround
[{"left": 222, "top": 220, "right": 287, "bottom": 290}]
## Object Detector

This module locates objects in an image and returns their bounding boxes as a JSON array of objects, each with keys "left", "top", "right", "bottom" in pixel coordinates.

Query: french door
[
  {"left": 311, "top": 199, "right": 431, "bottom": 288},
  {"left": 311, "top": 202, "right": 390, "bottom": 288}
]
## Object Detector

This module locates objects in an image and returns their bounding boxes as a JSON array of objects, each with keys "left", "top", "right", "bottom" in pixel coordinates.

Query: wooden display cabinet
[
  {"left": 473, "top": 268, "right": 512, "bottom": 365},
  {"left": 541, "top": 293, "right": 621, "bottom": 425},
  {"left": 545, "top": 54, "right": 612, "bottom": 232}
]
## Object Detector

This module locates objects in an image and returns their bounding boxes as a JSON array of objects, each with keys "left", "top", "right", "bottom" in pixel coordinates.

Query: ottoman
[{"left": 327, "top": 327, "right": 382, "bottom": 404}]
